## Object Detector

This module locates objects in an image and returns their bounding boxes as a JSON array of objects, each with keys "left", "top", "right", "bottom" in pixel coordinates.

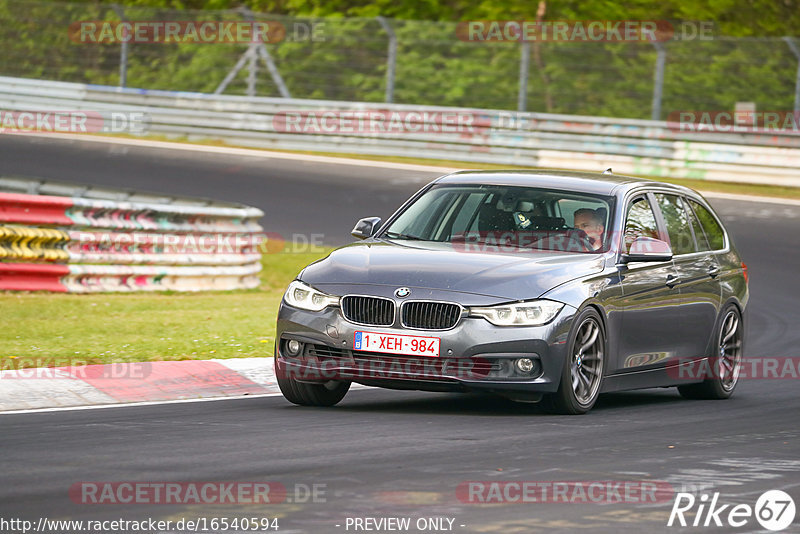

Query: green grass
[{"left": 0, "top": 249, "right": 331, "bottom": 369}]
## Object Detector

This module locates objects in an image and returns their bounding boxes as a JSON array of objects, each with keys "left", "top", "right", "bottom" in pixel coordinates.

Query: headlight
[
  {"left": 470, "top": 300, "right": 564, "bottom": 326},
  {"left": 283, "top": 280, "right": 340, "bottom": 312}
]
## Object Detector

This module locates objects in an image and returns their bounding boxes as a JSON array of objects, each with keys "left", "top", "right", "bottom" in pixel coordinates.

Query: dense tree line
[
  {"left": 76, "top": 0, "right": 800, "bottom": 37},
  {"left": 0, "top": 0, "right": 797, "bottom": 117}
]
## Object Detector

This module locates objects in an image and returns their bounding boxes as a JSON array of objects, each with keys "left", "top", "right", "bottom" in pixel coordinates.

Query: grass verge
[{"left": 0, "top": 249, "right": 331, "bottom": 369}]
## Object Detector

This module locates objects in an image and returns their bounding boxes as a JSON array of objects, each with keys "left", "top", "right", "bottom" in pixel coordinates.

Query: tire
[
  {"left": 544, "top": 307, "right": 606, "bottom": 415},
  {"left": 678, "top": 304, "right": 743, "bottom": 400},
  {"left": 276, "top": 358, "right": 350, "bottom": 406}
]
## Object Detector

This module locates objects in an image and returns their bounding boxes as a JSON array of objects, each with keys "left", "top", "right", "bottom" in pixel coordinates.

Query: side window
[
  {"left": 655, "top": 194, "right": 696, "bottom": 255},
  {"left": 624, "top": 196, "right": 659, "bottom": 252},
  {"left": 685, "top": 199, "right": 711, "bottom": 252},
  {"left": 388, "top": 189, "right": 455, "bottom": 238},
  {"left": 689, "top": 200, "right": 725, "bottom": 250}
]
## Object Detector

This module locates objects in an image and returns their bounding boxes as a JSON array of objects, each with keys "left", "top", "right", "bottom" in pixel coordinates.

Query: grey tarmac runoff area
[{"left": 0, "top": 135, "right": 798, "bottom": 534}]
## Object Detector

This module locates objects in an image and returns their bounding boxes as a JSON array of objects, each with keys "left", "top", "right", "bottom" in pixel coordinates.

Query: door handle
[
  {"left": 707, "top": 265, "right": 720, "bottom": 278},
  {"left": 666, "top": 274, "right": 681, "bottom": 288}
]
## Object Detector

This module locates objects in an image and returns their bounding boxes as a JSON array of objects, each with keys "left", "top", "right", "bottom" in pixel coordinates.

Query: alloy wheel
[
  {"left": 717, "top": 310, "right": 743, "bottom": 392},
  {"left": 571, "top": 317, "right": 604, "bottom": 405}
]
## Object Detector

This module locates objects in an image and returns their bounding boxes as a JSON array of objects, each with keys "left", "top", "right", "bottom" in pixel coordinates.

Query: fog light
[
  {"left": 286, "top": 339, "right": 302, "bottom": 356},
  {"left": 515, "top": 358, "right": 534, "bottom": 373}
]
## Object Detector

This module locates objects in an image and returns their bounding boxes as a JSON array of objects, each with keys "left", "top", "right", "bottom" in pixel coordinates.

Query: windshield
[{"left": 381, "top": 184, "right": 615, "bottom": 253}]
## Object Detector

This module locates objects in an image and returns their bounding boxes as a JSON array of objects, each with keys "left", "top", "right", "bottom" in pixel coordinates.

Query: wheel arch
[
  {"left": 723, "top": 296, "right": 745, "bottom": 316},
  {"left": 576, "top": 300, "right": 609, "bottom": 336}
]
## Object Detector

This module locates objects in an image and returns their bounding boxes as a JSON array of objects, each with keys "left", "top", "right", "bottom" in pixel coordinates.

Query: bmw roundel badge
[{"left": 395, "top": 287, "right": 411, "bottom": 298}]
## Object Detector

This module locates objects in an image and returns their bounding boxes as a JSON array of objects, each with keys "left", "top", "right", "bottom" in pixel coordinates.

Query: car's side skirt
[{"left": 600, "top": 358, "right": 708, "bottom": 393}]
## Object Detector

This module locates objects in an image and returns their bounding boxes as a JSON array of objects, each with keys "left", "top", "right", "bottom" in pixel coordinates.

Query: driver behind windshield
[{"left": 573, "top": 208, "right": 606, "bottom": 251}]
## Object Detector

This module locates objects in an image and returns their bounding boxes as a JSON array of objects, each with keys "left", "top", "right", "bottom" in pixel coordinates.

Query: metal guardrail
[
  {"left": 0, "top": 75, "right": 799, "bottom": 187},
  {"left": 0, "top": 176, "right": 264, "bottom": 292}
]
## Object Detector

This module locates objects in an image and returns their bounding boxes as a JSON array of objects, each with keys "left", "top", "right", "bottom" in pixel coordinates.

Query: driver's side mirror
[
  {"left": 620, "top": 237, "right": 673, "bottom": 263},
  {"left": 351, "top": 217, "right": 382, "bottom": 240}
]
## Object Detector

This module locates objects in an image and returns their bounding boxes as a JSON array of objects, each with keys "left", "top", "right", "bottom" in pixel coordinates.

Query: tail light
[{"left": 741, "top": 262, "right": 748, "bottom": 284}]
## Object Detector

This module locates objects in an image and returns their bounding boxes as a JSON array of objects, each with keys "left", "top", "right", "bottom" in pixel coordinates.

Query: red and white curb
[{"left": 0, "top": 358, "right": 280, "bottom": 413}]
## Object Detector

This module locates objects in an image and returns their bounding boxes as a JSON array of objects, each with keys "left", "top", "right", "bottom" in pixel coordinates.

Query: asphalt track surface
[{"left": 1, "top": 135, "right": 799, "bottom": 533}]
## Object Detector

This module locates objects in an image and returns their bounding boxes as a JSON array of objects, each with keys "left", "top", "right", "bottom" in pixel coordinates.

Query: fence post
[
  {"left": 215, "top": 47, "right": 253, "bottom": 95},
  {"left": 255, "top": 45, "right": 291, "bottom": 98},
  {"left": 784, "top": 37, "right": 800, "bottom": 114},
  {"left": 376, "top": 17, "right": 397, "bottom": 103},
  {"left": 518, "top": 41, "right": 530, "bottom": 112},
  {"left": 215, "top": 8, "right": 291, "bottom": 98},
  {"left": 111, "top": 4, "right": 128, "bottom": 88},
  {"left": 247, "top": 43, "right": 258, "bottom": 97},
  {"left": 651, "top": 41, "right": 667, "bottom": 120}
]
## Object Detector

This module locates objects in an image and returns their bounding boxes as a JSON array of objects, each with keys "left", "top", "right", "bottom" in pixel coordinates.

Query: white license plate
[{"left": 353, "top": 331, "right": 440, "bottom": 357}]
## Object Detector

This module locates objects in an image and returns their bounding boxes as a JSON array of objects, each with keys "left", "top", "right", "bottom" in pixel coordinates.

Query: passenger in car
[{"left": 573, "top": 208, "right": 606, "bottom": 250}]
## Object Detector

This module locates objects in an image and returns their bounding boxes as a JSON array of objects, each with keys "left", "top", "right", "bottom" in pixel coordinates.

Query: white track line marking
[
  {"left": 701, "top": 190, "right": 800, "bottom": 207},
  {"left": 17, "top": 132, "right": 459, "bottom": 173},
  {"left": 0, "top": 392, "right": 284, "bottom": 415},
  {"left": 0, "top": 384, "right": 372, "bottom": 415},
  {"left": 17, "top": 132, "right": 799, "bottom": 206}
]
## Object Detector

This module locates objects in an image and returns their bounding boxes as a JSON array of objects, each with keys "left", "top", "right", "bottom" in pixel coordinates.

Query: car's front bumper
[{"left": 275, "top": 301, "right": 577, "bottom": 398}]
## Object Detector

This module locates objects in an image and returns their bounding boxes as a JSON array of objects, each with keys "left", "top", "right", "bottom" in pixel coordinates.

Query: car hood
[{"left": 299, "top": 241, "right": 605, "bottom": 301}]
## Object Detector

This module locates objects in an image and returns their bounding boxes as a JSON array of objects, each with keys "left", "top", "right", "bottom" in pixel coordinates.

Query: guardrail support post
[
  {"left": 376, "top": 17, "right": 397, "bottom": 103},
  {"left": 651, "top": 41, "right": 667, "bottom": 120},
  {"left": 518, "top": 41, "right": 530, "bottom": 112},
  {"left": 111, "top": 4, "right": 128, "bottom": 88},
  {"left": 784, "top": 37, "right": 800, "bottom": 114}
]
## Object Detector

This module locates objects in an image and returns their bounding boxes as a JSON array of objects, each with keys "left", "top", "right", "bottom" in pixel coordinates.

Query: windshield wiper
[{"left": 383, "top": 231, "right": 425, "bottom": 241}]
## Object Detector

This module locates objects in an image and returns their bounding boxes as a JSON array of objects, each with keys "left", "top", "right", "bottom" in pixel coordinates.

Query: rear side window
[
  {"left": 655, "top": 194, "right": 696, "bottom": 255},
  {"left": 689, "top": 200, "right": 725, "bottom": 250},
  {"left": 685, "top": 200, "right": 711, "bottom": 252},
  {"left": 624, "top": 196, "right": 659, "bottom": 252}
]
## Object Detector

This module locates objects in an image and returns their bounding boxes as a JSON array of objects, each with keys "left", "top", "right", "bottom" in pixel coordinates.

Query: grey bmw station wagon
[{"left": 275, "top": 170, "right": 748, "bottom": 414}]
